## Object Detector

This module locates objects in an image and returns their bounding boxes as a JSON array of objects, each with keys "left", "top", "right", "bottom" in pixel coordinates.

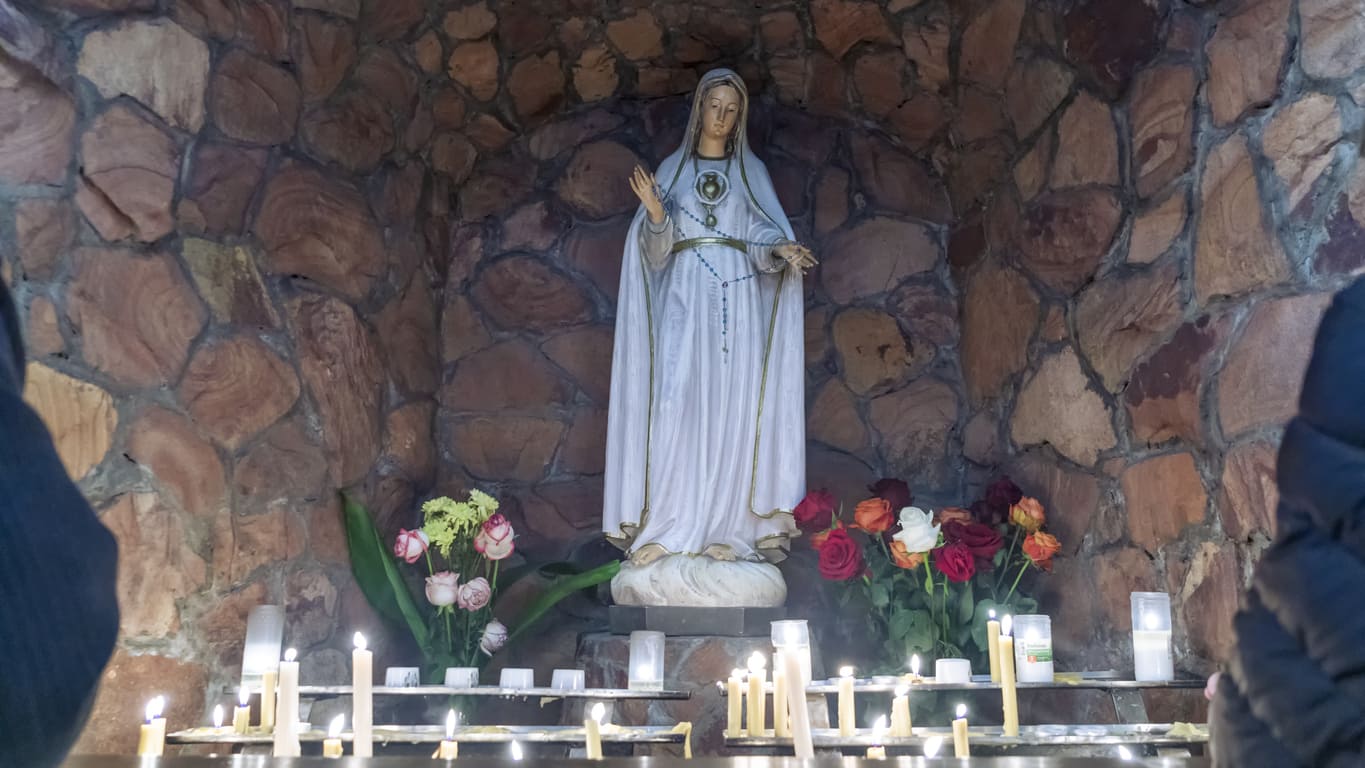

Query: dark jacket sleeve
[
  {"left": 0, "top": 281, "right": 120, "bottom": 767},
  {"left": 1212, "top": 277, "right": 1365, "bottom": 766}
]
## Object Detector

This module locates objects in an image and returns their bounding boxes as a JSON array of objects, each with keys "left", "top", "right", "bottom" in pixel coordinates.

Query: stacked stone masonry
[{"left": 1, "top": 0, "right": 1361, "bottom": 747}]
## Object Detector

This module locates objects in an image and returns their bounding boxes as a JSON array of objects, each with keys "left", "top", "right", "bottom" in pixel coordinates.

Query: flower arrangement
[
  {"left": 345, "top": 489, "right": 622, "bottom": 681},
  {"left": 797, "top": 477, "right": 1059, "bottom": 673},
  {"left": 389, "top": 491, "right": 515, "bottom": 669}
]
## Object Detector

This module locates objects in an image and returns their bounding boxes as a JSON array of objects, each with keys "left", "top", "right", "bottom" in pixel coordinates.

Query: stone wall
[
  {"left": 947, "top": 0, "right": 1365, "bottom": 687},
  {"left": 1, "top": 0, "right": 439, "bottom": 752},
  {"left": 3, "top": 0, "right": 1361, "bottom": 750}
]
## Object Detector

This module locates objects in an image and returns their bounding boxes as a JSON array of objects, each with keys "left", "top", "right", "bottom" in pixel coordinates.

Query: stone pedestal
[
  {"left": 571, "top": 631, "right": 830, "bottom": 756},
  {"left": 608, "top": 605, "right": 786, "bottom": 636}
]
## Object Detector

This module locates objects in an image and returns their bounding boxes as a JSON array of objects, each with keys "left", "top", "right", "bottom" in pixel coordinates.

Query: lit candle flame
[
  {"left": 731, "top": 668, "right": 745, "bottom": 680},
  {"left": 1143, "top": 612, "right": 1160, "bottom": 631},
  {"left": 910, "top": 655, "right": 921, "bottom": 676},
  {"left": 510, "top": 741, "right": 524, "bottom": 760},
  {"left": 923, "top": 735, "right": 944, "bottom": 757},
  {"left": 894, "top": 684, "right": 909, "bottom": 697},
  {"left": 284, "top": 648, "right": 297, "bottom": 663},
  {"left": 1001, "top": 615, "right": 1013, "bottom": 637},
  {"left": 238, "top": 687, "right": 249, "bottom": 707},
  {"left": 747, "top": 652, "right": 766, "bottom": 674},
  {"left": 213, "top": 704, "right": 224, "bottom": 729},
  {"left": 446, "top": 709, "right": 457, "bottom": 739},
  {"left": 354, "top": 631, "right": 367, "bottom": 650},
  {"left": 871, "top": 715, "right": 887, "bottom": 740},
  {"left": 989, "top": 608, "right": 997, "bottom": 619},
  {"left": 1117, "top": 745, "right": 1134, "bottom": 761},
  {"left": 145, "top": 696, "right": 165, "bottom": 722},
  {"left": 955, "top": 703, "right": 967, "bottom": 719},
  {"left": 591, "top": 702, "right": 606, "bottom": 724},
  {"left": 328, "top": 714, "right": 345, "bottom": 739},
  {"left": 839, "top": 665, "right": 854, "bottom": 678}
]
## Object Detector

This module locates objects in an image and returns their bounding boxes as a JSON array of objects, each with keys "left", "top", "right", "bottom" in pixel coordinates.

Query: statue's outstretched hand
[
  {"left": 629, "top": 165, "right": 666, "bottom": 224},
  {"left": 773, "top": 242, "right": 817, "bottom": 274}
]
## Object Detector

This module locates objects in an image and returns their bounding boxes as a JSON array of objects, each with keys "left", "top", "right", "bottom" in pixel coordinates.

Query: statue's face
[{"left": 700, "top": 84, "right": 741, "bottom": 147}]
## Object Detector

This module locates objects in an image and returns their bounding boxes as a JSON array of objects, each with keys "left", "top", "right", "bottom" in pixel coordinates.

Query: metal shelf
[
  {"left": 169, "top": 724, "right": 687, "bottom": 746},
  {"left": 297, "top": 685, "right": 690, "bottom": 700}
]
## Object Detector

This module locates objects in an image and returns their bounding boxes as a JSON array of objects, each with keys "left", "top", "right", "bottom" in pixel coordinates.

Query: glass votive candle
[
  {"left": 628, "top": 631, "right": 665, "bottom": 691},
  {"left": 444, "top": 667, "right": 479, "bottom": 687},
  {"left": 1012, "top": 614, "right": 1055, "bottom": 683},
  {"left": 1131, "top": 592, "right": 1174, "bottom": 682},
  {"left": 934, "top": 658, "right": 972, "bottom": 683},
  {"left": 499, "top": 668, "right": 535, "bottom": 689},
  {"left": 551, "top": 669, "right": 586, "bottom": 690},
  {"left": 239, "top": 605, "right": 285, "bottom": 690},
  {"left": 384, "top": 667, "right": 421, "bottom": 687},
  {"left": 770, "top": 619, "right": 812, "bottom": 684}
]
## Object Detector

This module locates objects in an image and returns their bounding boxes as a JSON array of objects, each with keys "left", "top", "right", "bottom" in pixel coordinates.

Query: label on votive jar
[{"left": 1019, "top": 640, "right": 1052, "bottom": 663}]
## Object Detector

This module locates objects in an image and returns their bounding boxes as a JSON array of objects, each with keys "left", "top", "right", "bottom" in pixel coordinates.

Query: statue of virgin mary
[{"left": 602, "top": 69, "right": 816, "bottom": 607}]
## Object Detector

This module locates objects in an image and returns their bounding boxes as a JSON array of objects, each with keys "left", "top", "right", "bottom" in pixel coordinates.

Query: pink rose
[
  {"left": 480, "top": 619, "right": 508, "bottom": 656},
  {"left": 474, "top": 514, "right": 515, "bottom": 561},
  {"left": 424, "top": 571, "right": 459, "bottom": 607},
  {"left": 457, "top": 576, "right": 492, "bottom": 611},
  {"left": 393, "top": 528, "right": 429, "bottom": 564}
]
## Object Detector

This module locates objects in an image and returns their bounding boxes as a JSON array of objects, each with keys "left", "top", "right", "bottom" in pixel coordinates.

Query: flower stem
[
  {"left": 995, "top": 526, "right": 1021, "bottom": 594},
  {"left": 1003, "top": 561, "right": 1030, "bottom": 604}
]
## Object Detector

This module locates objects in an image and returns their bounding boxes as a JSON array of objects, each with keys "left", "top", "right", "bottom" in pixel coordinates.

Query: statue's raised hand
[
  {"left": 773, "top": 242, "right": 817, "bottom": 274},
  {"left": 629, "top": 165, "right": 666, "bottom": 225}
]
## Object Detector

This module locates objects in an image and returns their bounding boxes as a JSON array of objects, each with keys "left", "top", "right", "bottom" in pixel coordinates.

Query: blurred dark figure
[
  {"left": 1211, "top": 276, "right": 1365, "bottom": 766},
  {"left": 0, "top": 280, "right": 119, "bottom": 766}
]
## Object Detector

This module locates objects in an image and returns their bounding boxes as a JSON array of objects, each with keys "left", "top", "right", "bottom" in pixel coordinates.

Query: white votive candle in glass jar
[
  {"left": 627, "top": 631, "right": 665, "bottom": 691},
  {"left": 499, "top": 668, "right": 535, "bottom": 689},
  {"left": 1131, "top": 592, "right": 1174, "bottom": 682},
  {"left": 1012, "top": 614, "right": 1055, "bottom": 683},
  {"left": 934, "top": 658, "right": 972, "bottom": 684}
]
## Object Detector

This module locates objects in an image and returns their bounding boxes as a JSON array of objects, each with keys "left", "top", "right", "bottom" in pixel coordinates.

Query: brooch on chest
[{"left": 694, "top": 167, "right": 730, "bottom": 228}]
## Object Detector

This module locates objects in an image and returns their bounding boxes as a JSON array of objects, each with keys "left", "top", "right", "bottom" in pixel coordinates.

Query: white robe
[{"left": 602, "top": 152, "right": 805, "bottom": 562}]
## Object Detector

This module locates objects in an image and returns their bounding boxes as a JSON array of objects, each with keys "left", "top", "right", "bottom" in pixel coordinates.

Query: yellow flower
[
  {"left": 468, "top": 489, "right": 500, "bottom": 518},
  {"left": 1010, "top": 497, "right": 1046, "bottom": 533},
  {"left": 422, "top": 496, "right": 484, "bottom": 558}
]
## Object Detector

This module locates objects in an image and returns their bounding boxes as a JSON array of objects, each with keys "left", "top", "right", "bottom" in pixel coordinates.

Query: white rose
[
  {"left": 892, "top": 506, "right": 940, "bottom": 553},
  {"left": 479, "top": 620, "right": 509, "bottom": 656}
]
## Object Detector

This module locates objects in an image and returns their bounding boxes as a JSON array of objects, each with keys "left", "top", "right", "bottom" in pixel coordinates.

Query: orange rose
[
  {"left": 934, "top": 506, "right": 973, "bottom": 526},
  {"left": 810, "top": 521, "right": 844, "bottom": 550},
  {"left": 1022, "top": 531, "right": 1061, "bottom": 571},
  {"left": 853, "top": 497, "right": 894, "bottom": 534},
  {"left": 1010, "top": 497, "right": 1046, "bottom": 532},
  {"left": 889, "top": 540, "right": 924, "bottom": 570}
]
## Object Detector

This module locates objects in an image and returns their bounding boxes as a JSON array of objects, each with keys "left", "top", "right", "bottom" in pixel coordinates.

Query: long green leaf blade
[
  {"left": 342, "top": 492, "right": 430, "bottom": 650},
  {"left": 504, "top": 560, "right": 620, "bottom": 643}
]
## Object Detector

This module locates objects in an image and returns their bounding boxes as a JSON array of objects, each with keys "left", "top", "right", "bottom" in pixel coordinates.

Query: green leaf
[
  {"left": 505, "top": 560, "right": 621, "bottom": 644},
  {"left": 956, "top": 580, "right": 975, "bottom": 625},
  {"left": 890, "top": 609, "right": 934, "bottom": 655},
  {"left": 869, "top": 582, "right": 890, "bottom": 608},
  {"left": 342, "top": 492, "right": 430, "bottom": 652},
  {"left": 1011, "top": 595, "right": 1039, "bottom": 614},
  {"left": 969, "top": 598, "right": 1005, "bottom": 651}
]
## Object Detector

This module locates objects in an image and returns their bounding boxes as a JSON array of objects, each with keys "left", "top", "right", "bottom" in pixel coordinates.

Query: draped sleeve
[
  {"left": 640, "top": 213, "right": 675, "bottom": 271},
  {"left": 744, "top": 216, "right": 789, "bottom": 273}
]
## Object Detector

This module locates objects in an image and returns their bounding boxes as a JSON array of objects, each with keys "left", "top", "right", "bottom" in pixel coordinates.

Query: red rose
[
  {"left": 794, "top": 489, "right": 836, "bottom": 534},
  {"left": 817, "top": 528, "right": 865, "bottom": 581},
  {"left": 868, "top": 478, "right": 912, "bottom": 512},
  {"left": 933, "top": 542, "right": 976, "bottom": 583},
  {"left": 942, "top": 521, "right": 1003, "bottom": 561}
]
